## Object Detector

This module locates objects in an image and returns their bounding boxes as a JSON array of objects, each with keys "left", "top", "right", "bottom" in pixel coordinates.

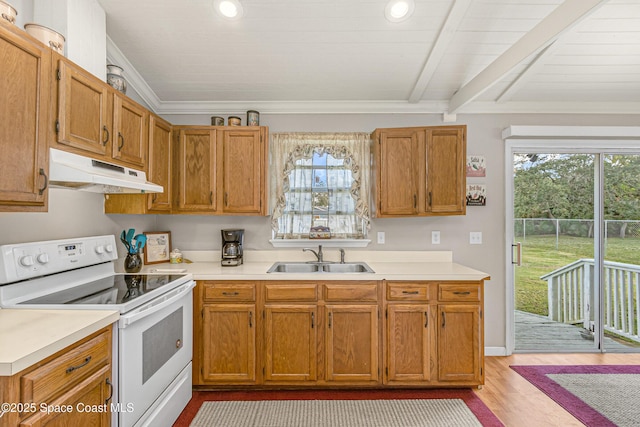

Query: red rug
[
  {"left": 511, "top": 365, "right": 640, "bottom": 427},
  {"left": 173, "top": 389, "right": 503, "bottom": 426}
]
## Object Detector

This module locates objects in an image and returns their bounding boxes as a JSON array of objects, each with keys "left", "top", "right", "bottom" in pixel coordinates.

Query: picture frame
[{"left": 143, "top": 231, "right": 171, "bottom": 264}]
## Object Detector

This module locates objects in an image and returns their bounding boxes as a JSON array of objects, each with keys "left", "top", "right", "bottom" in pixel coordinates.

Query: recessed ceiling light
[
  {"left": 214, "top": 0, "right": 244, "bottom": 20},
  {"left": 385, "top": 0, "right": 415, "bottom": 23}
]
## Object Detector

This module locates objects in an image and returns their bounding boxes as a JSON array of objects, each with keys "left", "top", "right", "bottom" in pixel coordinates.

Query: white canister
[
  {"left": 24, "top": 23, "right": 65, "bottom": 53},
  {"left": 0, "top": 1, "right": 17, "bottom": 25}
]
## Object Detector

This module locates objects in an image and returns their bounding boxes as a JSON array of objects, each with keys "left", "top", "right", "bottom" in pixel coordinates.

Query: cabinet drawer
[
  {"left": 21, "top": 329, "right": 111, "bottom": 404},
  {"left": 438, "top": 283, "right": 480, "bottom": 302},
  {"left": 264, "top": 284, "right": 317, "bottom": 302},
  {"left": 204, "top": 283, "right": 256, "bottom": 302},
  {"left": 324, "top": 282, "right": 378, "bottom": 302},
  {"left": 386, "top": 282, "right": 430, "bottom": 301}
]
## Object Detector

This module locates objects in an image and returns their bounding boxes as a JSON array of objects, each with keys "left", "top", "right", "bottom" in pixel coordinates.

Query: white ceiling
[{"left": 97, "top": 0, "right": 640, "bottom": 115}]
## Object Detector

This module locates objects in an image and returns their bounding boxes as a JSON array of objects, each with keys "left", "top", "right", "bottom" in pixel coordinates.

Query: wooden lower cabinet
[
  {"left": 196, "top": 282, "right": 257, "bottom": 385},
  {"left": 264, "top": 305, "right": 317, "bottom": 383},
  {"left": 0, "top": 327, "right": 113, "bottom": 427},
  {"left": 194, "top": 278, "right": 486, "bottom": 389},
  {"left": 325, "top": 304, "right": 379, "bottom": 383},
  {"left": 386, "top": 304, "right": 432, "bottom": 384}
]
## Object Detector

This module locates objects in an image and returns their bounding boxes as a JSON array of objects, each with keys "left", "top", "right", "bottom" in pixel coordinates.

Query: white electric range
[{"left": 0, "top": 235, "right": 195, "bottom": 427}]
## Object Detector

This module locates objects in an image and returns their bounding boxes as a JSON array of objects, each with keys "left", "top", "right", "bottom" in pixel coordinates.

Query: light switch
[
  {"left": 432, "top": 231, "right": 441, "bottom": 244},
  {"left": 470, "top": 232, "right": 482, "bottom": 245},
  {"left": 377, "top": 231, "right": 385, "bottom": 244}
]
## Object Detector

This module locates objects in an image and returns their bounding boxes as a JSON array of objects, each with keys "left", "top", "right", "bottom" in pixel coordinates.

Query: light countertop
[
  {"left": 0, "top": 309, "right": 119, "bottom": 376},
  {"left": 138, "top": 250, "right": 491, "bottom": 282}
]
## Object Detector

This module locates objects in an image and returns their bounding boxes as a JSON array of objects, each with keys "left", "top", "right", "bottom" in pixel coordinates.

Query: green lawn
[{"left": 515, "top": 235, "right": 640, "bottom": 315}]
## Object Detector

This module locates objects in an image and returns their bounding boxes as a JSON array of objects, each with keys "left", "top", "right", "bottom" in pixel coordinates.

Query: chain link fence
[{"left": 515, "top": 219, "right": 640, "bottom": 248}]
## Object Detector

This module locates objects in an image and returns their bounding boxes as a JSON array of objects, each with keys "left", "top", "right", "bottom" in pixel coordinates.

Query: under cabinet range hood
[{"left": 49, "top": 148, "right": 163, "bottom": 194}]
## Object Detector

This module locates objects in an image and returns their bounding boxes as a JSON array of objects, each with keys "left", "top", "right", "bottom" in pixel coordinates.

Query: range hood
[{"left": 49, "top": 148, "right": 163, "bottom": 194}]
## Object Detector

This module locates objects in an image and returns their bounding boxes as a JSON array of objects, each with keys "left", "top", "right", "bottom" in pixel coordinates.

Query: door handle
[
  {"left": 512, "top": 242, "right": 522, "bottom": 266},
  {"left": 102, "top": 126, "right": 109, "bottom": 146},
  {"left": 38, "top": 168, "right": 48, "bottom": 195},
  {"left": 118, "top": 132, "right": 124, "bottom": 150}
]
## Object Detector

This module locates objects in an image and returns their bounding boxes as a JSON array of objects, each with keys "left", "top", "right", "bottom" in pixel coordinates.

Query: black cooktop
[{"left": 21, "top": 274, "right": 188, "bottom": 306}]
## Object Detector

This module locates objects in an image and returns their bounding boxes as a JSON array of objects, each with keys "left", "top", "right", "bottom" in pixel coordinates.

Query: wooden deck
[{"left": 515, "top": 310, "right": 638, "bottom": 352}]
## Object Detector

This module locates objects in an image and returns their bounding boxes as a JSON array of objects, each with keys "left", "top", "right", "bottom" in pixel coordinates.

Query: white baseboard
[{"left": 485, "top": 346, "right": 508, "bottom": 356}]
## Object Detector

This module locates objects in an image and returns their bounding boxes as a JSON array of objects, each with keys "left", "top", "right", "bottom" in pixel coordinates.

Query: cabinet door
[
  {"left": 374, "top": 128, "right": 422, "bottom": 216},
  {"left": 220, "top": 128, "right": 265, "bottom": 214},
  {"left": 55, "top": 58, "right": 110, "bottom": 157},
  {"left": 386, "top": 304, "right": 431, "bottom": 383},
  {"left": 325, "top": 305, "right": 379, "bottom": 383},
  {"left": 146, "top": 115, "right": 172, "bottom": 212},
  {"left": 437, "top": 304, "right": 482, "bottom": 384},
  {"left": 0, "top": 24, "right": 50, "bottom": 210},
  {"left": 20, "top": 365, "right": 111, "bottom": 427},
  {"left": 202, "top": 304, "right": 256, "bottom": 383},
  {"left": 426, "top": 127, "right": 466, "bottom": 214},
  {"left": 264, "top": 305, "right": 317, "bottom": 383},
  {"left": 175, "top": 128, "right": 217, "bottom": 212},
  {"left": 112, "top": 95, "right": 147, "bottom": 169}
]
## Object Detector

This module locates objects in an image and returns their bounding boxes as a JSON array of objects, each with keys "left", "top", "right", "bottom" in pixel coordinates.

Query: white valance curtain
[{"left": 270, "top": 132, "right": 371, "bottom": 238}]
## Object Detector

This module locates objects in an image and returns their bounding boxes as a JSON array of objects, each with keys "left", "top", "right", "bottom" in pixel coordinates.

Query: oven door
[{"left": 118, "top": 280, "right": 195, "bottom": 427}]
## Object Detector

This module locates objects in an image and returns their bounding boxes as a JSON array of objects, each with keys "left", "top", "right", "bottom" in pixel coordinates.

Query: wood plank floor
[{"left": 475, "top": 353, "right": 640, "bottom": 426}]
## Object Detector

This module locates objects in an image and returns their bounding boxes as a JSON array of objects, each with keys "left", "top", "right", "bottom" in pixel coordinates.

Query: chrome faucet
[
  {"left": 339, "top": 248, "right": 345, "bottom": 264},
  {"left": 303, "top": 245, "right": 323, "bottom": 262}
]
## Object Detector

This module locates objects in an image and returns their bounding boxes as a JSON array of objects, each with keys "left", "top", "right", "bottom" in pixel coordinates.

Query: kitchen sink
[{"left": 267, "top": 261, "right": 374, "bottom": 274}]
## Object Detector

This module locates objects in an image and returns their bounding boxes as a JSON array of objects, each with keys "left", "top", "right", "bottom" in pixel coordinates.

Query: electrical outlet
[
  {"left": 377, "top": 231, "right": 385, "bottom": 244},
  {"left": 469, "top": 232, "right": 482, "bottom": 245},
  {"left": 432, "top": 231, "right": 441, "bottom": 244}
]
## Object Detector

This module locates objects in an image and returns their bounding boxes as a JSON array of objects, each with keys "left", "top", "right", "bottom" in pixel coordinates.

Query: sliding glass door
[{"left": 506, "top": 133, "right": 640, "bottom": 354}]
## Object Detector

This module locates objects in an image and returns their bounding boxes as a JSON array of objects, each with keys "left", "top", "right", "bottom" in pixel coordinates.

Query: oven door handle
[{"left": 119, "top": 281, "right": 195, "bottom": 328}]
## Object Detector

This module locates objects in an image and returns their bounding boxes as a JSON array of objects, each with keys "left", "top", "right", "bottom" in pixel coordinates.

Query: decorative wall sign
[
  {"left": 466, "top": 184, "right": 486, "bottom": 206},
  {"left": 467, "top": 156, "right": 486, "bottom": 177},
  {"left": 143, "top": 231, "right": 172, "bottom": 264}
]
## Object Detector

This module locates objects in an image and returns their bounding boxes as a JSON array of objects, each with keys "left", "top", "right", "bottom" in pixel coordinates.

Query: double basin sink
[{"left": 267, "top": 261, "right": 374, "bottom": 274}]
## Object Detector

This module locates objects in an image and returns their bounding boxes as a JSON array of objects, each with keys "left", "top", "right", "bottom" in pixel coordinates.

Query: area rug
[
  {"left": 511, "top": 365, "right": 640, "bottom": 427},
  {"left": 173, "top": 389, "right": 504, "bottom": 427}
]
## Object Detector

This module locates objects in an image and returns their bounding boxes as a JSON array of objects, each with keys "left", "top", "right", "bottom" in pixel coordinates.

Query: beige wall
[{"left": 2, "top": 112, "right": 638, "bottom": 351}]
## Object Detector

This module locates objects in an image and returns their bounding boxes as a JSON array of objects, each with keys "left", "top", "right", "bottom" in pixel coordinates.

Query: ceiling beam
[
  {"left": 447, "top": 0, "right": 609, "bottom": 114},
  {"left": 495, "top": 41, "right": 559, "bottom": 103},
  {"left": 408, "top": 0, "right": 472, "bottom": 103}
]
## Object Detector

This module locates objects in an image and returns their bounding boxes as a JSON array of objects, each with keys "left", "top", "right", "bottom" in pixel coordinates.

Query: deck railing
[{"left": 542, "top": 259, "right": 640, "bottom": 343}]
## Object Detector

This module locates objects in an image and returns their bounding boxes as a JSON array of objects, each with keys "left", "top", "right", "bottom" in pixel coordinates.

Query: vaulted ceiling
[{"left": 98, "top": 0, "right": 640, "bottom": 115}]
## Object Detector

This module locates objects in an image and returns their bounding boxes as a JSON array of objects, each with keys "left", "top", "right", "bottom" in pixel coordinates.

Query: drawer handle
[
  {"left": 402, "top": 291, "right": 419, "bottom": 295},
  {"left": 66, "top": 356, "right": 91, "bottom": 374},
  {"left": 453, "top": 291, "right": 471, "bottom": 295},
  {"left": 222, "top": 291, "right": 239, "bottom": 296},
  {"left": 105, "top": 378, "right": 113, "bottom": 404}
]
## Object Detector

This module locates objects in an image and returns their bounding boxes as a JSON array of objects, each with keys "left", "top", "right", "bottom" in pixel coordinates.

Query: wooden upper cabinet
[
  {"left": 174, "top": 127, "right": 217, "bottom": 212},
  {"left": 54, "top": 56, "right": 111, "bottom": 157},
  {"left": 373, "top": 128, "right": 422, "bottom": 216},
  {"left": 426, "top": 127, "right": 466, "bottom": 215},
  {"left": 111, "top": 94, "right": 148, "bottom": 169},
  {"left": 147, "top": 115, "right": 172, "bottom": 212},
  {"left": 221, "top": 128, "right": 267, "bottom": 214},
  {"left": 0, "top": 23, "right": 50, "bottom": 211},
  {"left": 372, "top": 125, "right": 466, "bottom": 217}
]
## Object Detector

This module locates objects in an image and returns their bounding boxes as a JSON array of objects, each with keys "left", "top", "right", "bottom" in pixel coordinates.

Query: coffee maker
[{"left": 221, "top": 229, "right": 244, "bottom": 266}]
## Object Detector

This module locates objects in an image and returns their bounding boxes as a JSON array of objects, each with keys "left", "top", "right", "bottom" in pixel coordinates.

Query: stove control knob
[
  {"left": 20, "top": 255, "right": 35, "bottom": 267},
  {"left": 95, "top": 245, "right": 105, "bottom": 254},
  {"left": 105, "top": 244, "right": 114, "bottom": 253},
  {"left": 37, "top": 253, "right": 49, "bottom": 264}
]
